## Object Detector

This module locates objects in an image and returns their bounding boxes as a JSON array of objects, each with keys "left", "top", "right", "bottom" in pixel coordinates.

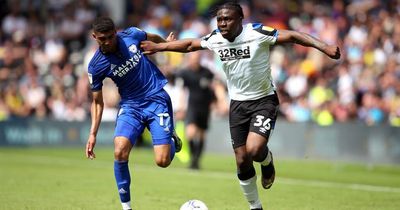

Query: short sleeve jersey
[
  {"left": 200, "top": 23, "right": 278, "bottom": 101},
  {"left": 88, "top": 27, "right": 167, "bottom": 103},
  {"left": 177, "top": 67, "right": 215, "bottom": 108}
]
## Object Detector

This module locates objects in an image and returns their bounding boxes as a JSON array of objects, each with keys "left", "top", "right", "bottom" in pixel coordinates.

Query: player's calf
[{"left": 260, "top": 150, "right": 275, "bottom": 189}]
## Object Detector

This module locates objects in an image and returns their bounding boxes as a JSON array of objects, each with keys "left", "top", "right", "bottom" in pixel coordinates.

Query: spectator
[{"left": 0, "top": 0, "right": 399, "bottom": 127}]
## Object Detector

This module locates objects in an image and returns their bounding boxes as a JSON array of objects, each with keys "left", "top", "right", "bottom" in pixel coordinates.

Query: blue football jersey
[{"left": 88, "top": 27, "right": 167, "bottom": 104}]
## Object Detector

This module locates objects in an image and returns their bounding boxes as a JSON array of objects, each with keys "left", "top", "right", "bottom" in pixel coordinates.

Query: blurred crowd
[{"left": 0, "top": 0, "right": 399, "bottom": 126}]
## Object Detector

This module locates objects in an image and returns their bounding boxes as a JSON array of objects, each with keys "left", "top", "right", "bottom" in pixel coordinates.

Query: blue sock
[
  {"left": 170, "top": 137, "right": 175, "bottom": 161},
  {"left": 114, "top": 160, "right": 131, "bottom": 203}
]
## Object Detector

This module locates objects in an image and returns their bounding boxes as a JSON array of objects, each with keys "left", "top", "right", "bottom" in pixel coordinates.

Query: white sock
[
  {"left": 121, "top": 201, "right": 131, "bottom": 210},
  {"left": 260, "top": 150, "right": 272, "bottom": 166},
  {"left": 239, "top": 175, "right": 262, "bottom": 209}
]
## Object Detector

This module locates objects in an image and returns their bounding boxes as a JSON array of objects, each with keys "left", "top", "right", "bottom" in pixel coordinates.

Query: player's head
[
  {"left": 214, "top": 2, "right": 244, "bottom": 41},
  {"left": 92, "top": 17, "right": 117, "bottom": 53}
]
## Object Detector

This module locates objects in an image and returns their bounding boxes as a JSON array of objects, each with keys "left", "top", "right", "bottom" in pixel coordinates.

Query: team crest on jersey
[
  {"left": 218, "top": 46, "right": 250, "bottom": 61},
  {"left": 112, "top": 45, "right": 142, "bottom": 77},
  {"left": 129, "top": 45, "right": 138, "bottom": 54}
]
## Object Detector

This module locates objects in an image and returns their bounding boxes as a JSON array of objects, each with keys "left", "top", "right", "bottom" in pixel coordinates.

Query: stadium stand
[{"left": 0, "top": 0, "right": 399, "bottom": 127}]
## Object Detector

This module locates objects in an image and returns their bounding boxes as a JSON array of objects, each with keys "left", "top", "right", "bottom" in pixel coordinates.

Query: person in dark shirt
[{"left": 177, "top": 51, "right": 216, "bottom": 169}]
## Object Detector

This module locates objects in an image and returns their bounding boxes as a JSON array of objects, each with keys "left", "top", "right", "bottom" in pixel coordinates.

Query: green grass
[{"left": 1, "top": 147, "right": 400, "bottom": 210}]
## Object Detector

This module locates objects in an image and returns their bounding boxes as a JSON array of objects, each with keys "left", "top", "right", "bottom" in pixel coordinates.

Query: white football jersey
[{"left": 200, "top": 23, "right": 278, "bottom": 101}]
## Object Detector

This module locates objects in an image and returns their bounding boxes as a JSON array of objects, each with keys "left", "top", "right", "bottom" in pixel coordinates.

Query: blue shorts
[{"left": 114, "top": 89, "right": 174, "bottom": 145}]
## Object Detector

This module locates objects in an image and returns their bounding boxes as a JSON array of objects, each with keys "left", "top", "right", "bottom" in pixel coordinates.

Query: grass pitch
[{"left": 0, "top": 147, "right": 400, "bottom": 210}]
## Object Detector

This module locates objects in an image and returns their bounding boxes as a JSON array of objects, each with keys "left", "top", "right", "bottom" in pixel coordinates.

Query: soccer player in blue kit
[{"left": 85, "top": 17, "right": 181, "bottom": 210}]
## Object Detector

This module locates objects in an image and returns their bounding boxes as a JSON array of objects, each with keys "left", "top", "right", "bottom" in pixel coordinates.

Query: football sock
[
  {"left": 189, "top": 138, "right": 203, "bottom": 169},
  {"left": 189, "top": 140, "right": 197, "bottom": 169},
  {"left": 238, "top": 167, "right": 262, "bottom": 209},
  {"left": 170, "top": 137, "right": 176, "bottom": 161},
  {"left": 189, "top": 140, "right": 196, "bottom": 155},
  {"left": 114, "top": 160, "right": 131, "bottom": 205},
  {"left": 121, "top": 201, "right": 131, "bottom": 210},
  {"left": 260, "top": 147, "right": 272, "bottom": 166},
  {"left": 197, "top": 139, "right": 204, "bottom": 160}
]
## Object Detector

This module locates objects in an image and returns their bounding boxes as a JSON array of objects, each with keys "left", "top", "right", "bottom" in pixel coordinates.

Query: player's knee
[
  {"left": 114, "top": 137, "right": 131, "bottom": 161},
  {"left": 235, "top": 154, "right": 246, "bottom": 166},
  {"left": 234, "top": 150, "right": 251, "bottom": 167},
  {"left": 247, "top": 145, "right": 265, "bottom": 162},
  {"left": 114, "top": 147, "right": 129, "bottom": 161},
  {"left": 155, "top": 157, "right": 171, "bottom": 168}
]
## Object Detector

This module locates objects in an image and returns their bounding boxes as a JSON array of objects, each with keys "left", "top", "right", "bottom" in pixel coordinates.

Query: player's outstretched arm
[
  {"left": 276, "top": 29, "right": 340, "bottom": 59},
  {"left": 146, "top": 32, "right": 176, "bottom": 43},
  {"left": 146, "top": 32, "right": 167, "bottom": 43},
  {"left": 141, "top": 38, "right": 203, "bottom": 54},
  {"left": 86, "top": 90, "right": 104, "bottom": 160}
]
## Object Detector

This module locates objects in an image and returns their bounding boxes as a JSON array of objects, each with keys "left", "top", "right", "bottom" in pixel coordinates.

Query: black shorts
[
  {"left": 229, "top": 93, "right": 279, "bottom": 148},
  {"left": 185, "top": 107, "right": 211, "bottom": 130}
]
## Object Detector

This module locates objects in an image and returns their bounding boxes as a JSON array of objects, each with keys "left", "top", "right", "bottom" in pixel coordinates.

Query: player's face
[
  {"left": 216, "top": 8, "right": 242, "bottom": 41},
  {"left": 92, "top": 30, "right": 117, "bottom": 53}
]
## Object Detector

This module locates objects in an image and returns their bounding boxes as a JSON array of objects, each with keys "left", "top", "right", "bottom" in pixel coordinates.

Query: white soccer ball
[{"left": 179, "top": 199, "right": 208, "bottom": 210}]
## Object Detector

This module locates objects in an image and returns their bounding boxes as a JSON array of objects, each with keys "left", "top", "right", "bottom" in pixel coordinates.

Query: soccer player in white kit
[{"left": 141, "top": 2, "right": 340, "bottom": 210}]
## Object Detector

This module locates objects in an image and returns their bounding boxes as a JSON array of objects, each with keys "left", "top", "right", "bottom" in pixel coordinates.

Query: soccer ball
[{"left": 179, "top": 199, "right": 208, "bottom": 210}]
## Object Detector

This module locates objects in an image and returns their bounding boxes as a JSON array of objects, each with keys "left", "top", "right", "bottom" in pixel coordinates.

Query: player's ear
[{"left": 92, "top": 32, "right": 97, "bottom": 39}]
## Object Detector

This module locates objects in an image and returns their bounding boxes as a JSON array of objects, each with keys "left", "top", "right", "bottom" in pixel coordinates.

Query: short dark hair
[
  {"left": 92, "top": 17, "right": 115, "bottom": 33},
  {"left": 212, "top": 1, "right": 244, "bottom": 19}
]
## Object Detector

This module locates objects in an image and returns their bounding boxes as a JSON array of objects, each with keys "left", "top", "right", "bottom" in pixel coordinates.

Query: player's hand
[
  {"left": 86, "top": 134, "right": 97, "bottom": 160},
  {"left": 140, "top": 41, "right": 159, "bottom": 55},
  {"left": 166, "top": 32, "right": 176, "bottom": 42},
  {"left": 324, "top": 45, "right": 341, "bottom": 60}
]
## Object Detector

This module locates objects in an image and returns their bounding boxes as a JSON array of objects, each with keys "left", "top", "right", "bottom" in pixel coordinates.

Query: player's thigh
[
  {"left": 246, "top": 132, "right": 268, "bottom": 160},
  {"left": 248, "top": 94, "right": 279, "bottom": 143},
  {"left": 115, "top": 107, "right": 145, "bottom": 145},
  {"left": 146, "top": 99, "right": 174, "bottom": 145},
  {"left": 229, "top": 101, "right": 251, "bottom": 149},
  {"left": 153, "top": 144, "right": 171, "bottom": 165}
]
